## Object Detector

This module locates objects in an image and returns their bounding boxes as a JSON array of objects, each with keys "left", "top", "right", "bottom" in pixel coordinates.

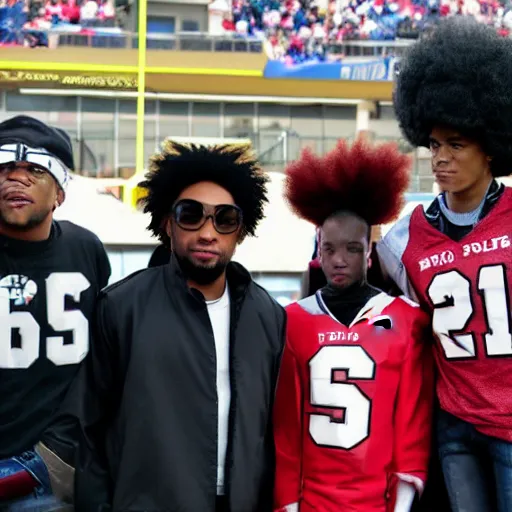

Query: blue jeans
[
  {"left": 0, "top": 450, "right": 63, "bottom": 511},
  {"left": 438, "top": 409, "right": 512, "bottom": 512}
]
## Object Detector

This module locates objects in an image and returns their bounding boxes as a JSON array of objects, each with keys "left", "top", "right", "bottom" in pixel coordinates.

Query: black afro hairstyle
[
  {"left": 394, "top": 16, "right": 512, "bottom": 177},
  {"left": 138, "top": 140, "right": 269, "bottom": 246}
]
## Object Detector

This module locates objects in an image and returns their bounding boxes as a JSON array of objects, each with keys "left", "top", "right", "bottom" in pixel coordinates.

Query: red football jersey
[
  {"left": 378, "top": 187, "right": 512, "bottom": 441},
  {"left": 274, "top": 292, "right": 434, "bottom": 512}
]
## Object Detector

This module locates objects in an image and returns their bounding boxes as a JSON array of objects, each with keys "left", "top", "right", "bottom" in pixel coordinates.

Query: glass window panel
[
  {"left": 119, "top": 99, "right": 136, "bottom": 115},
  {"left": 369, "top": 104, "right": 402, "bottom": 140},
  {"left": 5, "top": 92, "right": 77, "bottom": 113},
  {"left": 323, "top": 105, "right": 357, "bottom": 147},
  {"left": 290, "top": 105, "right": 323, "bottom": 137},
  {"left": 118, "top": 100, "right": 136, "bottom": 171},
  {"left": 144, "top": 101, "right": 158, "bottom": 166},
  {"left": 117, "top": 100, "right": 157, "bottom": 176},
  {"left": 81, "top": 98, "right": 115, "bottom": 178},
  {"left": 159, "top": 101, "right": 189, "bottom": 138},
  {"left": 82, "top": 98, "right": 115, "bottom": 113},
  {"left": 257, "top": 104, "right": 290, "bottom": 131},
  {"left": 224, "top": 103, "right": 255, "bottom": 140},
  {"left": 257, "top": 104, "right": 290, "bottom": 157},
  {"left": 181, "top": 20, "right": 199, "bottom": 31},
  {"left": 191, "top": 102, "right": 221, "bottom": 138}
]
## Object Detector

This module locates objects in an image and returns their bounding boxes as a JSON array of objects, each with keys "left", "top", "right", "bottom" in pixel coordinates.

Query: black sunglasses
[{"left": 172, "top": 199, "right": 243, "bottom": 235}]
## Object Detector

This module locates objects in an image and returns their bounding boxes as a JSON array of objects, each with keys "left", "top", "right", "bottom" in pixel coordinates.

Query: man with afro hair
[
  {"left": 273, "top": 138, "right": 434, "bottom": 512},
  {"left": 71, "top": 141, "right": 285, "bottom": 512},
  {"left": 377, "top": 16, "right": 512, "bottom": 512}
]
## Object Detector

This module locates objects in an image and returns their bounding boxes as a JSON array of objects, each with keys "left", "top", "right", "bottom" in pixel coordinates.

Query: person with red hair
[{"left": 273, "top": 137, "right": 434, "bottom": 512}]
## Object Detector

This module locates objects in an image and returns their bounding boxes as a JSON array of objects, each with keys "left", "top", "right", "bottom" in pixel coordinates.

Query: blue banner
[{"left": 264, "top": 57, "right": 399, "bottom": 82}]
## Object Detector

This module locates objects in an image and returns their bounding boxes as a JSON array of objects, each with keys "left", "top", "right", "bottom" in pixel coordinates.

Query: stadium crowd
[
  {"left": 2, "top": 0, "right": 509, "bottom": 55},
  {"left": 0, "top": 0, "right": 118, "bottom": 47},
  {"left": 223, "top": 0, "right": 509, "bottom": 62}
]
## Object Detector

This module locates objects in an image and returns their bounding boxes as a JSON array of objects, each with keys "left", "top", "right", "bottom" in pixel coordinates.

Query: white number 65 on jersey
[{"left": 0, "top": 272, "right": 91, "bottom": 369}]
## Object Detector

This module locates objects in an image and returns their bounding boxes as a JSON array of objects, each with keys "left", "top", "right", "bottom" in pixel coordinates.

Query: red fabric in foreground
[{"left": 0, "top": 470, "right": 38, "bottom": 500}]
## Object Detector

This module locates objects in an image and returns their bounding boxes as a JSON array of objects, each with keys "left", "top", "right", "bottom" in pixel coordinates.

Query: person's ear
[
  {"left": 165, "top": 217, "right": 172, "bottom": 239},
  {"left": 236, "top": 226, "right": 246, "bottom": 245},
  {"left": 53, "top": 189, "right": 64, "bottom": 211}
]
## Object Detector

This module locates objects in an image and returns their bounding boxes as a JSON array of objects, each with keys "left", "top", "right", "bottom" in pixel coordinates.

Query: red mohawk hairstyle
[{"left": 284, "top": 137, "right": 411, "bottom": 227}]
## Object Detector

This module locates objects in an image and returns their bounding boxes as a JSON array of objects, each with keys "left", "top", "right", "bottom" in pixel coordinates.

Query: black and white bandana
[{"left": 0, "top": 143, "right": 70, "bottom": 193}]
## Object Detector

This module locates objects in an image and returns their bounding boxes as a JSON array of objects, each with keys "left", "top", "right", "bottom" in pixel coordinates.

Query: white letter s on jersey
[{"left": 309, "top": 345, "right": 375, "bottom": 450}]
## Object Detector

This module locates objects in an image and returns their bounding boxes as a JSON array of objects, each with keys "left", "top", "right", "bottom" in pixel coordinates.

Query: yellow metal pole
[
  {"left": 123, "top": 0, "right": 148, "bottom": 207},
  {"left": 135, "top": 0, "right": 147, "bottom": 176}
]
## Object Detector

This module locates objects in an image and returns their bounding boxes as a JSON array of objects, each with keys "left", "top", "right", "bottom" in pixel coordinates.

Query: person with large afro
[{"left": 377, "top": 16, "right": 512, "bottom": 512}]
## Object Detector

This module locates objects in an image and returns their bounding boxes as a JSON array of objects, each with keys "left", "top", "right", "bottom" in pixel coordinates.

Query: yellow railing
[{"left": 135, "top": 0, "right": 147, "bottom": 178}]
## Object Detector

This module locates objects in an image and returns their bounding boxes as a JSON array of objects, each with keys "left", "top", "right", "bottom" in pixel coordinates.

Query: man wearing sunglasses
[
  {"left": 72, "top": 141, "right": 285, "bottom": 512},
  {"left": 0, "top": 115, "right": 111, "bottom": 510}
]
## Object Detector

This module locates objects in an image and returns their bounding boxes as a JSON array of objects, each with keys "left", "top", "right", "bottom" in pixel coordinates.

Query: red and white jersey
[
  {"left": 378, "top": 187, "right": 512, "bottom": 441},
  {"left": 274, "top": 292, "right": 434, "bottom": 512}
]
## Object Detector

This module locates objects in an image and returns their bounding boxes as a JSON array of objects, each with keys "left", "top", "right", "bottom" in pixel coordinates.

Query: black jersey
[{"left": 0, "top": 220, "right": 111, "bottom": 459}]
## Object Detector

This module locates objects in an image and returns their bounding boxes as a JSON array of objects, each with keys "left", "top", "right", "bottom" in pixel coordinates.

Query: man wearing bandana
[{"left": 0, "top": 115, "right": 111, "bottom": 510}]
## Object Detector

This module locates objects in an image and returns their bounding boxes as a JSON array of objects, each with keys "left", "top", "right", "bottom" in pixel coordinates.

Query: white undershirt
[{"left": 206, "top": 286, "right": 231, "bottom": 496}]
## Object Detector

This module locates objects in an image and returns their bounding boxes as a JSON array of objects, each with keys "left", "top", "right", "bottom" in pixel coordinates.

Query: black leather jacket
[{"left": 73, "top": 256, "right": 285, "bottom": 512}]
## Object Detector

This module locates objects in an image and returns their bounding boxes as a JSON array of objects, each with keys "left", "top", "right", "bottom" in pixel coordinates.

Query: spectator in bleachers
[
  {"left": 97, "top": 0, "right": 115, "bottom": 21},
  {"left": 61, "top": 0, "right": 80, "bottom": 24},
  {"left": 45, "top": 0, "right": 62, "bottom": 24},
  {"left": 0, "top": 0, "right": 27, "bottom": 44},
  {"left": 80, "top": 0, "right": 98, "bottom": 24},
  {"left": 23, "top": 6, "right": 51, "bottom": 46}
]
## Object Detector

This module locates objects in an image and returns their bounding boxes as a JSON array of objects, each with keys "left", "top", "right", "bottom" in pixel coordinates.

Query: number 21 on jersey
[
  {"left": 309, "top": 345, "right": 375, "bottom": 450},
  {"left": 0, "top": 272, "right": 91, "bottom": 369},
  {"left": 428, "top": 264, "right": 512, "bottom": 359}
]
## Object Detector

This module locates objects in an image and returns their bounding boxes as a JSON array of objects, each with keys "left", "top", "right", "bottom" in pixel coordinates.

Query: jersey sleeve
[
  {"left": 273, "top": 328, "right": 303, "bottom": 512},
  {"left": 377, "top": 215, "right": 418, "bottom": 301},
  {"left": 95, "top": 238, "right": 111, "bottom": 289},
  {"left": 393, "top": 306, "right": 434, "bottom": 493}
]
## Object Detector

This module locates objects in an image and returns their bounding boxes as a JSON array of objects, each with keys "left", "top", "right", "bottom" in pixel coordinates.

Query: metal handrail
[
  {"left": 26, "top": 29, "right": 419, "bottom": 54},
  {"left": 49, "top": 30, "right": 265, "bottom": 52}
]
